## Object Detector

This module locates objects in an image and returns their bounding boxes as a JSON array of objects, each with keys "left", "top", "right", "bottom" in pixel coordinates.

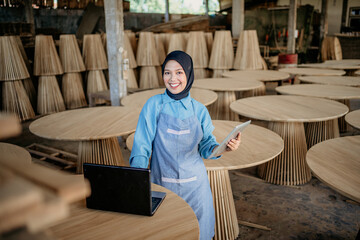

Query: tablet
[{"left": 208, "top": 120, "right": 251, "bottom": 159}]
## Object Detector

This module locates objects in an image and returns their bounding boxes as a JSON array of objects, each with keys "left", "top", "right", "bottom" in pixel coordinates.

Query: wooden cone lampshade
[
  {"left": 0, "top": 36, "right": 30, "bottom": 81},
  {"left": 233, "top": 30, "right": 263, "bottom": 70},
  {"left": 62, "top": 73, "right": 87, "bottom": 109},
  {"left": 124, "top": 33, "right": 137, "bottom": 69},
  {"left": 2, "top": 81, "right": 35, "bottom": 121},
  {"left": 139, "top": 66, "right": 160, "bottom": 89},
  {"left": 87, "top": 70, "right": 108, "bottom": 105},
  {"left": 82, "top": 34, "right": 108, "bottom": 70},
  {"left": 59, "top": 34, "right": 86, "bottom": 73},
  {"left": 125, "top": 68, "right": 138, "bottom": 89},
  {"left": 155, "top": 34, "right": 166, "bottom": 64},
  {"left": 186, "top": 31, "right": 208, "bottom": 68},
  {"left": 136, "top": 32, "right": 159, "bottom": 66},
  {"left": 159, "top": 33, "right": 171, "bottom": 53},
  {"left": 209, "top": 31, "right": 234, "bottom": 70},
  {"left": 125, "top": 30, "right": 137, "bottom": 56},
  {"left": 204, "top": 32, "right": 213, "bottom": 57},
  {"left": 167, "top": 33, "right": 185, "bottom": 54},
  {"left": 22, "top": 78, "right": 37, "bottom": 107},
  {"left": 37, "top": 75, "right": 66, "bottom": 115},
  {"left": 194, "top": 68, "right": 208, "bottom": 79},
  {"left": 14, "top": 36, "right": 32, "bottom": 75},
  {"left": 33, "top": 35, "right": 64, "bottom": 76}
]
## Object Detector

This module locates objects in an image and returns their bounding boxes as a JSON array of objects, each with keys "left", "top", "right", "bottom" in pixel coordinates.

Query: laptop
[{"left": 83, "top": 163, "right": 166, "bottom": 216}]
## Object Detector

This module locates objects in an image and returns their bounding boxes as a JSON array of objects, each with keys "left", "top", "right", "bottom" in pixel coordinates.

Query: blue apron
[{"left": 151, "top": 104, "right": 215, "bottom": 240}]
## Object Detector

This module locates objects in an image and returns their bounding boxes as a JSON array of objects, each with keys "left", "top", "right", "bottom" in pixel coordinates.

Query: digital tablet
[{"left": 208, "top": 120, "right": 251, "bottom": 159}]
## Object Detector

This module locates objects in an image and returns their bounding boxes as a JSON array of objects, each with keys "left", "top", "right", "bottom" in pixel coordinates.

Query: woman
[{"left": 130, "top": 51, "right": 241, "bottom": 239}]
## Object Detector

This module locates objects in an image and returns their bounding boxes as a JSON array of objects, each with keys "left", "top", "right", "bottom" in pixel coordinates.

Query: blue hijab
[{"left": 161, "top": 51, "right": 194, "bottom": 100}]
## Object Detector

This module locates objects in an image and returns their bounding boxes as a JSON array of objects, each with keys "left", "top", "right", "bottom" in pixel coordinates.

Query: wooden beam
[
  {"left": 232, "top": 0, "right": 245, "bottom": 38},
  {"left": 165, "top": 0, "right": 170, "bottom": 23},
  {"left": 104, "top": 0, "right": 127, "bottom": 106},
  {"left": 318, "top": 0, "right": 328, "bottom": 61},
  {"left": 287, "top": 0, "right": 297, "bottom": 54}
]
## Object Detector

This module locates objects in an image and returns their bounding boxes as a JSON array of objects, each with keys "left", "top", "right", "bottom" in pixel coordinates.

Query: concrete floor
[{"left": 3, "top": 82, "right": 360, "bottom": 239}]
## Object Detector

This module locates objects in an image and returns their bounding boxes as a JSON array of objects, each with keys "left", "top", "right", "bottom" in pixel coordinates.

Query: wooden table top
[
  {"left": 299, "top": 62, "right": 360, "bottom": 70},
  {"left": 298, "top": 76, "right": 360, "bottom": 87},
  {"left": 276, "top": 84, "right": 360, "bottom": 100},
  {"left": 0, "top": 142, "right": 31, "bottom": 163},
  {"left": 345, "top": 109, "right": 360, "bottom": 130},
  {"left": 230, "top": 95, "right": 349, "bottom": 122},
  {"left": 278, "top": 67, "right": 345, "bottom": 76},
  {"left": 29, "top": 106, "right": 141, "bottom": 141},
  {"left": 306, "top": 136, "right": 360, "bottom": 203},
  {"left": 193, "top": 78, "right": 264, "bottom": 92},
  {"left": 126, "top": 120, "right": 283, "bottom": 171},
  {"left": 222, "top": 70, "right": 290, "bottom": 82},
  {"left": 0, "top": 113, "right": 21, "bottom": 140},
  {"left": 120, "top": 88, "right": 218, "bottom": 108},
  {"left": 48, "top": 184, "right": 200, "bottom": 240}
]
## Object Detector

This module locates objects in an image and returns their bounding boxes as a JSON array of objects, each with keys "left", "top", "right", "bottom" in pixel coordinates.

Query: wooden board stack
[
  {"left": 186, "top": 31, "right": 209, "bottom": 79},
  {"left": 208, "top": 31, "right": 234, "bottom": 78},
  {"left": 82, "top": 34, "right": 109, "bottom": 105},
  {"left": 59, "top": 34, "right": 87, "bottom": 109},
  {"left": 0, "top": 142, "right": 90, "bottom": 235},
  {"left": 0, "top": 36, "right": 35, "bottom": 121},
  {"left": 33, "top": 35, "right": 65, "bottom": 115},
  {"left": 136, "top": 32, "right": 161, "bottom": 89}
]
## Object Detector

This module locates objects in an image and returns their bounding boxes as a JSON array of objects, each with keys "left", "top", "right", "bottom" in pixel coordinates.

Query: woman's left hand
[{"left": 226, "top": 132, "right": 241, "bottom": 152}]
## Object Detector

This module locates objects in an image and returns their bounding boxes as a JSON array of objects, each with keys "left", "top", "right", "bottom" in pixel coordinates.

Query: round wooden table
[
  {"left": 120, "top": 88, "right": 218, "bottom": 108},
  {"left": 299, "top": 76, "right": 360, "bottom": 87},
  {"left": 230, "top": 95, "right": 349, "bottom": 185},
  {"left": 126, "top": 120, "right": 284, "bottom": 240},
  {"left": 345, "top": 109, "right": 360, "bottom": 131},
  {"left": 355, "top": 70, "right": 360, "bottom": 76},
  {"left": 276, "top": 84, "right": 360, "bottom": 133},
  {"left": 306, "top": 136, "right": 360, "bottom": 203},
  {"left": 48, "top": 184, "right": 200, "bottom": 240},
  {"left": 0, "top": 142, "right": 32, "bottom": 163},
  {"left": 222, "top": 70, "right": 291, "bottom": 94},
  {"left": 299, "top": 61, "right": 360, "bottom": 75},
  {"left": 29, "top": 106, "right": 141, "bottom": 173},
  {"left": 193, "top": 78, "right": 263, "bottom": 121},
  {"left": 279, "top": 67, "right": 346, "bottom": 76}
]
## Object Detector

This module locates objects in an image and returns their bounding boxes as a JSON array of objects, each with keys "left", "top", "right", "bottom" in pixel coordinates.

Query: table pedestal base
[
  {"left": 208, "top": 91, "right": 239, "bottom": 121},
  {"left": 258, "top": 122, "right": 311, "bottom": 185},
  {"left": 208, "top": 169, "right": 239, "bottom": 240},
  {"left": 338, "top": 99, "right": 350, "bottom": 133},
  {"left": 77, "top": 137, "right": 124, "bottom": 173},
  {"left": 305, "top": 119, "right": 339, "bottom": 149}
]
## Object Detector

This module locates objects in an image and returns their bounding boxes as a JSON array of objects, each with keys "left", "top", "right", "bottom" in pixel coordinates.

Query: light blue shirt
[{"left": 130, "top": 91, "right": 220, "bottom": 168}]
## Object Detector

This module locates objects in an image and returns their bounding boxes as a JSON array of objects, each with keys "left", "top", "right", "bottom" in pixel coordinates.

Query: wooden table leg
[
  {"left": 77, "top": 137, "right": 124, "bottom": 173},
  {"left": 305, "top": 119, "right": 340, "bottom": 149},
  {"left": 257, "top": 122, "right": 311, "bottom": 185},
  {"left": 208, "top": 169, "right": 239, "bottom": 240},
  {"left": 208, "top": 91, "right": 239, "bottom": 121},
  {"left": 337, "top": 99, "right": 350, "bottom": 133}
]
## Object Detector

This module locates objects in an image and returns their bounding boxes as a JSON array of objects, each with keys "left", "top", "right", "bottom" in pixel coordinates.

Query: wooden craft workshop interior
[{"left": 1, "top": 0, "right": 360, "bottom": 239}]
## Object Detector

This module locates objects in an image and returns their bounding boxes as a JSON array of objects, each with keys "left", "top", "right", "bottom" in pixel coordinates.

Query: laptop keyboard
[{"left": 151, "top": 197, "right": 162, "bottom": 212}]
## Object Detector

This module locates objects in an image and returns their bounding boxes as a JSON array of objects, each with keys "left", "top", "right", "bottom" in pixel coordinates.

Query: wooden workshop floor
[{"left": 3, "top": 81, "right": 360, "bottom": 240}]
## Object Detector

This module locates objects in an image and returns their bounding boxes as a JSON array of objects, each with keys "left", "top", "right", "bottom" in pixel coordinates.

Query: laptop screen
[{"left": 83, "top": 163, "right": 152, "bottom": 215}]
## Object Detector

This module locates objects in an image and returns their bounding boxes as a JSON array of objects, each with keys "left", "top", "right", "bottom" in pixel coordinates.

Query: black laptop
[{"left": 83, "top": 163, "right": 166, "bottom": 216}]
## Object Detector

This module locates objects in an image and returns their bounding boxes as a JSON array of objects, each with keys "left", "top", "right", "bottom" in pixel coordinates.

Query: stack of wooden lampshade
[
  {"left": 136, "top": 32, "right": 161, "bottom": 89},
  {"left": 125, "top": 30, "right": 137, "bottom": 56},
  {"left": 0, "top": 36, "right": 35, "bottom": 121},
  {"left": 167, "top": 33, "right": 186, "bottom": 54},
  {"left": 233, "top": 30, "right": 265, "bottom": 70},
  {"left": 59, "top": 34, "right": 87, "bottom": 109},
  {"left": 154, "top": 33, "right": 166, "bottom": 87},
  {"left": 14, "top": 36, "right": 37, "bottom": 108},
  {"left": 33, "top": 35, "right": 65, "bottom": 115},
  {"left": 208, "top": 31, "right": 234, "bottom": 78},
  {"left": 124, "top": 33, "right": 139, "bottom": 89},
  {"left": 82, "top": 34, "right": 108, "bottom": 105},
  {"left": 204, "top": 32, "right": 213, "bottom": 58},
  {"left": 186, "top": 31, "right": 209, "bottom": 79}
]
